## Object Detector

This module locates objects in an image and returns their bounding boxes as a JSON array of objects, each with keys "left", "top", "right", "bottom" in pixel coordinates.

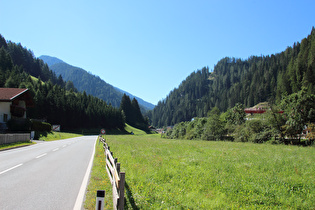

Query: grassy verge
[
  {"left": 38, "top": 131, "right": 83, "bottom": 141},
  {"left": 104, "top": 134, "right": 314, "bottom": 209},
  {"left": 0, "top": 131, "right": 82, "bottom": 151},
  {"left": 0, "top": 140, "right": 35, "bottom": 151},
  {"left": 84, "top": 123, "right": 144, "bottom": 209},
  {"left": 64, "top": 123, "right": 146, "bottom": 135},
  {"left": 84, "top": 137, "right": 113, "bottom": 210},
  {"left": 124, "top": 123, "right": 148, "bottom": 135}
]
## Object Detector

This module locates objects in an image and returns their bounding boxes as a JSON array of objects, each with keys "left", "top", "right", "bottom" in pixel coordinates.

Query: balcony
[{"left": 10, "top": 105, "right": 26, "bottom": 118}]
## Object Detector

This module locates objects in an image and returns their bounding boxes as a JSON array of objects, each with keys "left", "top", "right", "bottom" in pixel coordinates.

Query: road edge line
[{"left": 73, "top": 137, "right": 97, "bottom": 210}]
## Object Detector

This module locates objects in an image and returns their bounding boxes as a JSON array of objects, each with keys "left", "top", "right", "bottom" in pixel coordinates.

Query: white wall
[{"left": 0, "top": 102, "right": 11, "bottom": 123}]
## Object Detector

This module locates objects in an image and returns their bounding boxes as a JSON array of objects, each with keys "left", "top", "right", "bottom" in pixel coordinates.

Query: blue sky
[{"left": 0, "top": 0, "right": 314, "bottom": 105}]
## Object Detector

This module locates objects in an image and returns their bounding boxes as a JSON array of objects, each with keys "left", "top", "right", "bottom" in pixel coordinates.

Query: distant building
[
  {"left": 244, "top": 102, "right": 284, "bottom": 115},
  {"left": 0, "top": 88, "right": 34, "bottom": 129},
  {"left": 244, "top": 108, "right": 284, "bottom": 115},
  {"left": 244, "top": 108, "right": 268, "bottom": 114}
]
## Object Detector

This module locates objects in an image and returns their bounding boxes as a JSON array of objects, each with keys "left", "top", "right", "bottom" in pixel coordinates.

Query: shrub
[
  {"left": 30, "top": 120, "right": 51, "bottom": 132},
  {"left": 250, "top": 128, "right": 273, "bottom": 143},
  {"left": 7, "top": 118, "right": 31, "bottom": 132},
  {"left": 234, "top": 125, "right": 251, "bottom": 142}
]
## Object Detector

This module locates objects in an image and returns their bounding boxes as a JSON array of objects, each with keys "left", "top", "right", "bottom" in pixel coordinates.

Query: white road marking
[
  {"left": 0, "top": 163, "right": 23, "bottom": 175},
  {"left": 36, "top": 153, "right": 47, "bottom": 159},
  {"left": 73, "top": 139, "right": 96, "bottom": 210},
  {"left": 53, "top": 148, "right": 59, "bottom": 152},
  {"left": 62, "top": 145, "right": 67, "bottom": 148}
]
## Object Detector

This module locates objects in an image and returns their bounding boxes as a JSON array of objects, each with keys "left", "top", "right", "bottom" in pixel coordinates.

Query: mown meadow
[{"left": 87, "top": 134, "right": 314, "bottom": 209}]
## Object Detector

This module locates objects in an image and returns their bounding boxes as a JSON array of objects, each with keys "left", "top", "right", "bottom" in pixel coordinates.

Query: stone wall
[{"left": 0, "top": 133, "right": 30, "bottom": 144}]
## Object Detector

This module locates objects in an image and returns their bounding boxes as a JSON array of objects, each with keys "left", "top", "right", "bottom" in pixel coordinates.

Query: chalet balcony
[{"left": 10, "top": 105, "right": 26, "bottom": 118}]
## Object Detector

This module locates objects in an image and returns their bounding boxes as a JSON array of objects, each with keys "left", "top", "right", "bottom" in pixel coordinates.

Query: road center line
[
  {"left": 52, "top": 148, "right": 59, "bottom": 152},
  {"left": 36, "top": 153, "right": 47, "bottom": 159},
  {"left": 62, "top": 145, "right": 67, "bottom": 148},
  {"left": 0, "top": 163, "right": 23, "bottom": 175}
]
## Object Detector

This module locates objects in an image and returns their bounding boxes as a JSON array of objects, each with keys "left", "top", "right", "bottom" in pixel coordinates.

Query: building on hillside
[
  {"left": 244, "top": 102, "right": 284, "bottom": 115},
  {"left": 244, "top": 108, "right": 284, "bottom": 115},
  {"left": 0, "top": 88, "right": 34, "bottom": 130}
]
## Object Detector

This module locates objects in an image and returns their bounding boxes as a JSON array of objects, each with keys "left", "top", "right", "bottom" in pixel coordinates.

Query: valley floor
[{"left": 86, "top": 134, "right": 315, "bottom": 209}]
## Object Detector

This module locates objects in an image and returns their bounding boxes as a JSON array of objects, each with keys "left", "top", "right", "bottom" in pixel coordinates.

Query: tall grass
[
  {"left": 0, "top": 141, "right": 35, "bottom": 150},
  {"left": 84, "top": 138, "right": 113, "bottom": 210},
  {"left": 105, "top": 135, "right": 314, "bottom": 209},
  {"left": 124, "top": 123, "right": 148, "bottom": 135},
  {"left": 38, "top": 131, "right": 82, "bottom": 141}
]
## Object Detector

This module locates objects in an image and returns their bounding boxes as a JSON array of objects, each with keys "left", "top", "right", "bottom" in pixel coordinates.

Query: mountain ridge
[
  {"left": 149, "top": 28, "right": 315, "bottom": 127},
  {"left": 39, "top": 55, "right": 155, "bottom": 111},
  {"left": 40, "top": 55, "right": 64, "bottom": 66}
]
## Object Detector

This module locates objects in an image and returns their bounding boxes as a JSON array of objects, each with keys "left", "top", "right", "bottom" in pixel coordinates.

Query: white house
[{"left": 0, "top": 88, "right": 34, "bottom": 127}]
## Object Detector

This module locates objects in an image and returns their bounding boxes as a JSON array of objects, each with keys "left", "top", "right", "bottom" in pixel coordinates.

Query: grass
[
  {"left": 84, "top": 124, "right": 146, "bottom": 209},
  {"left": 96, "top": 134, "right": 315, "bottom": 209},
  {"left": 84, "top": 137, "right": 113, "bottom": 210},
  {"left": 0, "top": 131, "right": 82, "bottom": 150},
  {"left": 0, "top": 140, "right": 35, "bottom": 151},
  {"left": 124, "top": 123, "right": 148, "bottom": 135},
  {"left": 30, "top": 76, "right": 45, "bottom": 84},
  {"left": 38, "top": 131, "right": 83, "bottom": 141},
  {"left": 64, "top": 123, "right": 148, "bottom": 135}
]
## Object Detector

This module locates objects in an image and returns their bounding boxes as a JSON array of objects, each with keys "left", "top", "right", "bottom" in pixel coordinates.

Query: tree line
[
  {"left": 120, "top": 93, "right": 149, "bottom": 131},
  {"left": 0, "top": 34, "right": 127, "bottom": 130},
  {"left": 149, "top": 27, "right": 315, "bottom": 128},
  {"left": 165, "top": 88, "right": 315, "bottom": 145}
]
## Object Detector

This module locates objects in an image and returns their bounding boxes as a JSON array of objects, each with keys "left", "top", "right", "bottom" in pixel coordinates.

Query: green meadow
[
  {"left": 38, "top": 131, "right": 83, "bottom": 141},
  {"left": 0, "top": 141, "right": 35, "bottom": 151},
  {"left": 87, "top": 134, "right": 314, "bottom": 209}
]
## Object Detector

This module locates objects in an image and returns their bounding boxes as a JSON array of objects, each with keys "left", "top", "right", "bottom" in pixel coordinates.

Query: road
[{"left": 0, "top": 136, "right": 97, "bottom": 210}]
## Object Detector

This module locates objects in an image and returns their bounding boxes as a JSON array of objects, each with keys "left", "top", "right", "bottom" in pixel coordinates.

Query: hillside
[
  {"left": 150, "top": 27, "right": 315, "bottom": 127},
  {"left": 0, "top": 34, "right": 125, "bottom": 130},
  {"left": 39, "top": 55, "right": 64, "bottom": 66},
  {"left": 40, "top": 55, "right": 155, "bottom": 110},
  {"left": 114, "top": 87, "right": 155, "bottom": 111}
]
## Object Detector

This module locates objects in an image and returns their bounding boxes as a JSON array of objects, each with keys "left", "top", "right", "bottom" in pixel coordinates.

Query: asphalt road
[{"left": 0, "top": 136, "right": 97, "bottom": 210}]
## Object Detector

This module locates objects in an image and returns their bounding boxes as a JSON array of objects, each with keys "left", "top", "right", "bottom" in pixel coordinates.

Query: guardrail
[{"left": 99, "top": 136, "right": 125, "bottom": 210}]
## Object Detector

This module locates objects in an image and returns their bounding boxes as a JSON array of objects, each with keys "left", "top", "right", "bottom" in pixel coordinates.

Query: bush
[
  {"left": 234, "top": 125, "right": 251, "bottom": 142},
  {"left": 250, "top": 129, "right": 273, "bottom": 143},
  {"left": 233, "top": 117, "right": 276, "bottom": 143},
  {"left": 30, "top": 120, "right": 51, "bottom": 132},
  {"left": 7, "top": 118, "right": 31, "bottom": 132},
  {"left": 185, "top": 118, "right": 205, "bottom": 140},
  {"left": 265, "top": 137, "right": 282, "bottom": 144}
]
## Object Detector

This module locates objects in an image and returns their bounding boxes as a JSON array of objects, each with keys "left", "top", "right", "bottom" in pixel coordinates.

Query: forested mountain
[
  {"left": 120, "top": 94, "right": 149, "bottom": 131},
  {"left": 150, "top": 27, "right": 315, "bottom": 127},
  {"left": 114, "top": 87, "right": 155, "bottom": 111},
  {"left": 0, "top": 34, "right": 125, "bottom": 130},
  {"left": 40, "top": 55, "right": 155, "bottom": 110},
  {"left": 39, "top": 55, "right": 64, "bottom": 66}
]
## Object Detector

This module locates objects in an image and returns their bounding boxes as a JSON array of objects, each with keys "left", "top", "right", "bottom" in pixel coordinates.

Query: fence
[
  {"left": 99, "top": 136, "right": 125, "bottom": 210},
  {"left": 0, "top": 133, "right": 30, "bottom": 144}
]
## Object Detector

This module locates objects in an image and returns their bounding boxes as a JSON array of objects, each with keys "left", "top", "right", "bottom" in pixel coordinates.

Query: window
[{"left": 3, "top": 114, "right": 8, "bottom": 122}]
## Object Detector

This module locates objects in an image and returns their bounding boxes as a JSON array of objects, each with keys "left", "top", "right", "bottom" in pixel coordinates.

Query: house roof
[
  {"left": 0, "top": 88, "right": 28, "bottom": 100},
  {"left": 0, "top": 88, "right": 34, "bottom": 106}
]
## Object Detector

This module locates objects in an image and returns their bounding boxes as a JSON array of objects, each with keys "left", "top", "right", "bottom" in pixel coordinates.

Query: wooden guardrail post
[
  {"left": 117, "top": 172, "right": 125, "bottom": 210},
  {"left": 99, "top": 136, "right": 125, "bottom": 210},
  {"left": 116, "top": 162, "right": 120, "bottom": 174}
]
